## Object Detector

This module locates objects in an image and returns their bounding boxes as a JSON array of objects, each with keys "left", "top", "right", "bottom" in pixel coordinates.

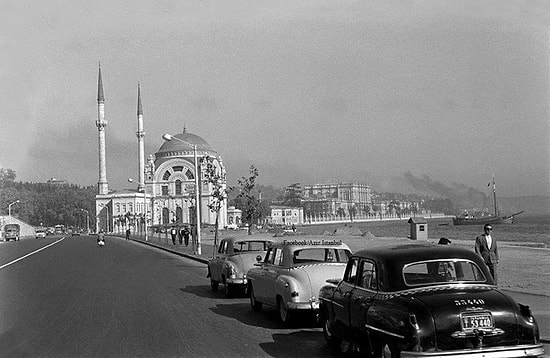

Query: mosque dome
[
  {"left": 155, "top": 131, "right": 219, "bottom": 167},
  {"left": 157, "top": 131, "right": 216, "bottom": 155}
]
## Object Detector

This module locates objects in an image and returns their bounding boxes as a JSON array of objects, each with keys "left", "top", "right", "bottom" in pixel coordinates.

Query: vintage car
[
  {"left": 207, "top": 237, "right": 273, "bottom": 297},
  {"left": 247, "top": 239, "right": 352, "bottom": 324},
  {"left": 319, "top": 242, "right": 544, "bottom": 357},
  {"left": 35, "top": 228, "right": 47, "bottom": 239}
]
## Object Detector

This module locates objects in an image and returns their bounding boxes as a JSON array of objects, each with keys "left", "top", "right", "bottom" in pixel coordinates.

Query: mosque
[{"left": 94, "top": 65, "right": 229, "bottom": 234}]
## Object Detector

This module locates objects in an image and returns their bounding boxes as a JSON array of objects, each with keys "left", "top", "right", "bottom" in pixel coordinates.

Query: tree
[
  {"left": 201, "top": 155, "right": 231, "bottom": 251},
  {"left": 283, "top": 183, "right": 302, "bottom": 207},
  {"left": 0, "top": 168, "right": 16, "bottom": 188},
  {"left": 234, "top": 166, "right": 260, "bottom": 235}
]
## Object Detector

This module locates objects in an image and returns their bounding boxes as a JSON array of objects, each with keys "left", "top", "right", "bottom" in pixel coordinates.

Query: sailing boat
[{"left": 453, "top": 176, "right": 524, "bottom": 226}]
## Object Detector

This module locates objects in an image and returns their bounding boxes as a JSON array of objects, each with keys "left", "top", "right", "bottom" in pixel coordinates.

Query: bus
[{"left": 54, "top": 224, "right": 65, "bottom": 235}]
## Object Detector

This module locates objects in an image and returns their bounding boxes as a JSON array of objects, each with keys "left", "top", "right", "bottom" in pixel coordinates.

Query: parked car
[
  {"left": 207, "top": 237, "right": 273, "bottom": 297},
  {"left": 319, "top": 242, "right": 544, "bottom": 357},
  {"left": 3, "top": 224, "right": 20, "bottom": 241},
  {"left": 247, "top": 239, "right": 352, "bottom": 324},
  {"left": 35, "top": 228, "right": 47, "bottom": 239}
]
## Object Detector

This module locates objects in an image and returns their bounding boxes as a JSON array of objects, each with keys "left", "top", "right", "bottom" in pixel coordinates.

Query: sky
[{"left": 1, "top": 0, "right": 549, "bottom": 197}]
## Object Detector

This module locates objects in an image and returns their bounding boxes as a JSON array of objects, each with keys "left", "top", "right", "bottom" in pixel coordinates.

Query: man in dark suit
[{"left": 475, "top": 223, "right": 499, "bottom": 284}]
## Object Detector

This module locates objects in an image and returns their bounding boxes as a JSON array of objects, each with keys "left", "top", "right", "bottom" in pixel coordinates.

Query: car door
[
  {"left": 330, "top": 257, "right": 359, "bottom": 336},
  {"left": 253, "top": 247, "right": 280, "bottom": 302},
  {"left": 350, "top": 259, "right": 378, "bottom": 340},
  {"left": 260, "top": 247, "right": 284, "bottom": 306},
  {"left": 211, "top": 240, "right": 228, "bottom": 281}
]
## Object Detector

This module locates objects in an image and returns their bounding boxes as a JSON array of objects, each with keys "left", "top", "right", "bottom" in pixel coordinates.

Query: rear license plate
[{"left": 461, "top": 312, "right": 494, "bottom": 330}]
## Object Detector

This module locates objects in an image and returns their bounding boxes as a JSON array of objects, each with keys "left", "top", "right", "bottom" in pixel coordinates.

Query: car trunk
[
  {"left": 415, "top": 287, "right": 520, "bottom": 351},
  {"left": 292, "top": 263, "right": 347, "bottom": 301}
]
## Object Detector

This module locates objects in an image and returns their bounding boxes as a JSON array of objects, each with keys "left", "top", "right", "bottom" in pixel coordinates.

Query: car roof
[
  {"left": 222, "top": 236, "right": 274, "bottom": 244},
  {"left": 269, "top": 238, "right": 351, "bottom": 251},
  {"left": 353, "top": 242, "right": 483, "bottom": 265}
]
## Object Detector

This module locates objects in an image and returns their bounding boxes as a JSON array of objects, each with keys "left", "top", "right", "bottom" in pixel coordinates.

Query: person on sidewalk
[
  {"left": 183, "top": 226, "right": 190, "bottom": 247},
  {"left": 178, "top": 226, "right": 184, "bottom": 245},
  {"left": 125, "top": 228, "right": 130, "bottom": 241},
  {"left": 475, "top": 223, "right": 499, "bottom": 284},
  {"left": 170, "top": 227, "right": 178, "bottom": 245}
]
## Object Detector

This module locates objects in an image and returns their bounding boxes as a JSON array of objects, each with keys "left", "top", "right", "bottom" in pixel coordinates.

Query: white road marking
[{"left": 0, "top": 237, "right": 65, "bottom": 269}]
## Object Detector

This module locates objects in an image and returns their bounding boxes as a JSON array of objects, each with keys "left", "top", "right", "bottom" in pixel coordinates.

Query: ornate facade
[{"left": 94, "top": 66, "right": 227, "bottom": 233}]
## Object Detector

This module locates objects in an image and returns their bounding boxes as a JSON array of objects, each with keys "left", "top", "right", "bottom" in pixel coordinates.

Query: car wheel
[
  {"left": 374, "top": 342, "right": 399, "bottom": 358},
  {"left": 278, "top": 298, "right": 292, "bottom": 325},
  {"left": 224, "top": 283, "right": 234, "bottom": 298},
  {"left": 249, "top": 284, "right": 262, "bottom": 311},
  {"left": 321, "top": 311, "right": 342, "bottom": 347},
  {"left": 210, "top": 278, "right": 219, "bottom": 291}
]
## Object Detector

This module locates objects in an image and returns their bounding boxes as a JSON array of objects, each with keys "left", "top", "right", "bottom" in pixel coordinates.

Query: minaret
[
  {"left": 96, "top": 63, "right": 109, "bottom": 195},
  {"left": 136, "top": 83, "right": 145, "bottom": 191}
]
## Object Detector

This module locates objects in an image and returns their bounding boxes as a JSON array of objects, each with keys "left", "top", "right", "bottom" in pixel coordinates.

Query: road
[
  {"left": 0, "top": 235, "right": 334, "bottom": 358},
  {"left": 0, "top": 236, "right": 548, "bottom": 358}
]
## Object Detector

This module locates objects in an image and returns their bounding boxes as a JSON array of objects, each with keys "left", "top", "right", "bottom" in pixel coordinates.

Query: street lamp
[
  {"left": 128, "top": 178, "right": 148, "bottom": 241},
  {"left": 162, "top": 133, "right": 201, "bottom": 254},
  {"left": 80, "top": 209, "right": 90, "bottom": 234},
  {"left": 8, "top": 200, "right": 19, "bottom": 217}
]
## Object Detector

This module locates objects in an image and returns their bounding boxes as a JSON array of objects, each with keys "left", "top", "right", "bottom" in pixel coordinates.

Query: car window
[
  {"left": 264, "top": 248, "right": 282, "bottom": 265},
  {"left": 218, "top": 241, "right": 228, "bottom": 254},
  {"left": 403, "top": 259, "right": 487, "bottom": 286},
  {"left": 358, "top": 260, "right": 377, "bottom": 290},
  {"left": 234, "top": 241, "right": 269, "bottom": 252},
  {"left": 343, "top": 258, "right": 359, "bottom": 284},
  {"left": 292, "top": 248, "right": 349, "bottom": 265}
]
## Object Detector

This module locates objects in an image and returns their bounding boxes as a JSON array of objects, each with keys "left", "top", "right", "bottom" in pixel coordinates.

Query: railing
[{"left": 302, "top": 212, "right": 450, "bottom": 225}]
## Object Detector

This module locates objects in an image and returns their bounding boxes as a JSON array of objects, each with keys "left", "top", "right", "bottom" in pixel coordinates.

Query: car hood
[
  {"left": 290, "top": 263, "right": 347, "bottom": 300},
  {"left": 412, "top": 286, "right": 526, "bottom": 350}
]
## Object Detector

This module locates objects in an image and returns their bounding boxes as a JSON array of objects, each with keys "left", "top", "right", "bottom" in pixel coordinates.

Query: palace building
[{"left": 94, "top": 65, "right": 227, "bottom": 234}]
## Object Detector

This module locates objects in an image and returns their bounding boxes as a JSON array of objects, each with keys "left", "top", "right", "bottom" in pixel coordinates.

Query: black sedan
[{"left": 319, "top": 242, "right": 544, "bottom": 357}]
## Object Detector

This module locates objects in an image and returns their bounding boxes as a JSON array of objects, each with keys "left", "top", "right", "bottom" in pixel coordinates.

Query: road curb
[{"left": 131, "top": 238, "right": 209, "bottom": 264}]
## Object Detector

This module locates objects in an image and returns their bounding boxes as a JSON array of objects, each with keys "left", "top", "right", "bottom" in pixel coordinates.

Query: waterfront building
[
  {"left": 267, "top": 206, "right": 304, "bottom": 226},
  {"left": 302, "top": 182, "right": 372, "bottom": 219},
  {"left": 94, "top": 66, "right": 227, "bottom": 233}
]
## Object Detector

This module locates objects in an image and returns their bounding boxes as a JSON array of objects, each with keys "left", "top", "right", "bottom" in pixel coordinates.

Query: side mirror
[{"left": 325, "top": 278, "right": 340, "bottom": 285}]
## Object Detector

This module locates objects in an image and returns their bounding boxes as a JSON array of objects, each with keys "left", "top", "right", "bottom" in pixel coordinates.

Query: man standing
[
  {"left": 170, "top": 227, "right": 178, "bottom": 245},
  {"left": 475, "top": 223, "right": 499, "bottom": 284}
]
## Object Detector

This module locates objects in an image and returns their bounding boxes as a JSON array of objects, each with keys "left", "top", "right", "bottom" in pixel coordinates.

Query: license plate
[{"left": 461, "top": 312, "right": 494, "bottom": 330}]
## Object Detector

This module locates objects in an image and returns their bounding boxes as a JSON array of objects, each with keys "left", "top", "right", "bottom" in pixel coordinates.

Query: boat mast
[{"left": 491, "top": 174, "right": 498, "bottom": 216}]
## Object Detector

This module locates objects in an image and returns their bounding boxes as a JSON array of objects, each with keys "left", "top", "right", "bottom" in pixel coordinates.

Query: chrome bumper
[{"left": 401, "top": 344, "right": 544, "bottom": 358}]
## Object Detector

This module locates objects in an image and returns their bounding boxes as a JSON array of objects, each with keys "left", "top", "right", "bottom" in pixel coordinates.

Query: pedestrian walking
[
  {"left": 178, "top": 226, "right": 184, "bottom": 245},
  {"left": 125, "top": 228, "right": 130, "bottom": 241},
  {"left": 183, "top": 226, "right": 190, "bottom": 247},
  {"left": 170, "top": 227, "right": 178, "bottom": 245},
  {"left": 475, "top": 223, "right": 499, "bottom": 284}
]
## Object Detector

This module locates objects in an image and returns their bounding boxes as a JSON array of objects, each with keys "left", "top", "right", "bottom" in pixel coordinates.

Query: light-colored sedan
[
  {"left": 207, "top": 237, "right": 273, "bottom": 297},
  {"left": 247, "top": 239, "right": 351, "bottom": 325}
]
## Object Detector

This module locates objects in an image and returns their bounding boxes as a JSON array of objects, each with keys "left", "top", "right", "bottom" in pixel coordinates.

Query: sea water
[{"left": 300, "top": 214, "right": 550, "bottom": 247}]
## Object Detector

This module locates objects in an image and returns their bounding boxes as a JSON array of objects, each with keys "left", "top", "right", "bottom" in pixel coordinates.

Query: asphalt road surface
[
  {"left": 0, "top": 236, "right": 334, "bottom": 358},
  {"left": 1, "top": 236, "right": 547, "bottom": 358}
]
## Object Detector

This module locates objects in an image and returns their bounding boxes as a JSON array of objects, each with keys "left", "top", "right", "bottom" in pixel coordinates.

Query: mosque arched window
[
  {"left": 173, "top": 166, "right": 183, "bottom": 172},
  {"left": 185, "top": 169, "right": 194, "bottom": 180},
  {"left": 163, "top": 171, "right": 171, "bottom": 181},
  {"left": 175, "top": 180, "right": 182, "bottom": 195}
]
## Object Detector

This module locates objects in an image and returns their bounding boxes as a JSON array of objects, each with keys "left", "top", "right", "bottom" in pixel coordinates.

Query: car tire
[
  {"left": 249, "top": 284, "right": 262, "bottom": 311},
  {"left": 210, "top": 278, "right": 219, "bottom": 291},
  {"left": 321, "top": 311, "right": 342, "bottom": 348},
  {"left": 224, "top": 283, "right": 234, "bottom": 298},
  {"left": 373, "top": 342, "right": 399, "bottom": 358},
  {"left": 278, "top": 298, "right": 292, "bottom": 325}
]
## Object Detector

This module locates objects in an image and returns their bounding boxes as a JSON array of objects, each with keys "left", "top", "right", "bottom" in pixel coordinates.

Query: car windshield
[
  {"left": 292, "top": 248, "right": 350, "bottom": 265},
  {"left": 403, "top": 259, "right": 487, "bottom": 286},
  {"left": 233, "top": 241, "right": 269, "bottom": 252}
]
